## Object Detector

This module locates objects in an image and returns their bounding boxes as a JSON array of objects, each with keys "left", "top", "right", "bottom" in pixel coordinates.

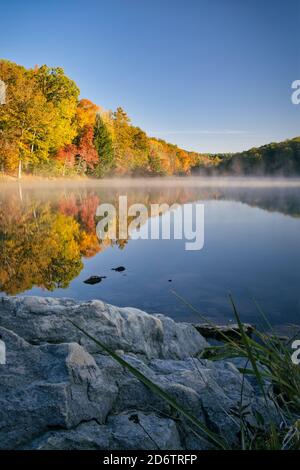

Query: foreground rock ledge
[{"left": 0, "top": 296, "right": 274, "bottom": 450}]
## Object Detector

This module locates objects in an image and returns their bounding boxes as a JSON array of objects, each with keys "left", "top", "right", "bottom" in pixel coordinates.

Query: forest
[
  {"left": 0, "top": 60, "right": 209, "bottom": 178},
  {"left": 0, "top": 59, "right": 299, "bottom": 179},
  {"left": 199, "top": 137, "right": 300, "bottom": 176}
]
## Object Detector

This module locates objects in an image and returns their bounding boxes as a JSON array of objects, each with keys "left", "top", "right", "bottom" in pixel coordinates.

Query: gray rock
[
  {"left": 107, "top": 412, "right": 182, "bottom": 450},
  {"left": 26, "top": 413, "right": 181, "bottom": 450},
  {"left": 111, "top": 356, "right": 277, "bottom": 447},
  {"left": 0, "top": 326, "right": 117, "bottom": 449},
  {"left": 0, "top": 296, "right": 208, "bottom": 360},
  {"left": 25, "top": 420, "right": 111, "bottom": 450},
  {"left": 0, "top": 296, "right": 278, "bottom": 450}
]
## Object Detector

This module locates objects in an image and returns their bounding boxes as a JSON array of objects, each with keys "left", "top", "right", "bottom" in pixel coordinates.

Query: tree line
[
  {"left": 1, "top": 60, "right": 298, "bottom": 178},
  {"left": 0, "top": 60, "right": 208, "bottom": 178},
  {"left": 192, "top": 138, "right": 300, "bottom": 176}
]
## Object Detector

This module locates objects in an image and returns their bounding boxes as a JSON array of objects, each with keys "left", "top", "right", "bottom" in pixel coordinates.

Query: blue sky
[{"left": 1, "top": 0, "right": 299, "bottom": 153}]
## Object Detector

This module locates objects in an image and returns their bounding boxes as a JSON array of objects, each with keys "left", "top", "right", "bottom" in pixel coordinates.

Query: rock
[
  {"left": 0, "top": 296, "right": 278, "bottom": 450},
  {"left": 0, "top": 296, "right": 208, "bottom": 359},
  {"left": 112, "top": 266, "right": 126, "bottom": 272},
  {"left": 84, "top": 276, "right": 107, "bottom": 285},
  {"left": 0, "top": 326, "right": 117, "bottom": 450},
  {"left": 107, "top": 412, "right": 181, "bottom": 450},
  {"left": 155, "top": 314, "right": 207, "bottom": 359},
  {"left": 193, "top": 323, "right": 255, "bottom": 341},
  {"left": 110, "top": 355, "right": 276, "bottom": 447},
  {"left": 25, "top": 420, "right": 110, "bottom": 450},
  {"left": 26, "top": 413, "right": 182, "bottom": 450},
  {"left": 228, "top": 357, "right": 273, "bottom": 396}
]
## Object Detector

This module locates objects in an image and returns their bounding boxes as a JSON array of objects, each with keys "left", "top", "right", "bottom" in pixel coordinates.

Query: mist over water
[{"left": 0, "top": 177, "right": 299, "bottom": 329}]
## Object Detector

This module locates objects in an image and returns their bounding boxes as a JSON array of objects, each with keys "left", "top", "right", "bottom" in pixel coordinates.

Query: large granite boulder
[
  {"left": 0, "top": 296, "right": 207, "bottom": 359},
  {"left": 0, "top": 296, "right": 277, "bottom": 450}
]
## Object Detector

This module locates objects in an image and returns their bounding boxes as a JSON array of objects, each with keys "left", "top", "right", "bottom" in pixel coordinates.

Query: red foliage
[
  {"left": 55, "top": 125, "right": 99, "bottom": 171},
  {"left": 78, "top": 194, "right": 100, "bottom": 232},
  {"left": 77, "top": 126, "right": 99, "bottom": 169},
  {"left": 56, "top": 144, "right": 77, "bottom": 168},
  {"left": 57, "top": 193, "right": 100, "bottom": 233},
  {"left": 58, "top": 194, "right": 79, "bottom": 217}
]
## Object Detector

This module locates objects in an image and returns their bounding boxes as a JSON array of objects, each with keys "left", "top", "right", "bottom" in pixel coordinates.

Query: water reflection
[{"left": 0, "top": 179, "right": 299, "bottom": 326}]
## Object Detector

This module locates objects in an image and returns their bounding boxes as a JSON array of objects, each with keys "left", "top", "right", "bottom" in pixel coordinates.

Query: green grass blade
[
  {"left": 69, "top": 320, "right": 227, "bottom": 450},
  {"left": 229, "top": 294, "right": 269, "bottom": 406}
]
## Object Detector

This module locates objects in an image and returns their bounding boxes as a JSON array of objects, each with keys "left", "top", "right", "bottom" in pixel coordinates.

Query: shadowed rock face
[
  {"left": 25, "top": 413, "right": 182, "bottom": 451},
  {"left": 0, "top": 296, "right": 276, "bottom": 450},
  {"left": 0, "top": 326, "right": 117, "bottom": 450}
]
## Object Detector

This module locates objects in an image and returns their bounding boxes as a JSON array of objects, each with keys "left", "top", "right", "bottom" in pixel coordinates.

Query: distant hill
[{"left": 192, "top": 137, "right": 300, "bottom": 176}]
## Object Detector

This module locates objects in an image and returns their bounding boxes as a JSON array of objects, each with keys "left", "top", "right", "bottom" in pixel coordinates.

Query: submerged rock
[
  {"left": 0, "top": 296, "right": 277, "bottom": 450},
  {"left": 112, "top": 266, "right": 126, "bottom": 272},
  {"left": 194, "top": 323, "right": 255, "bottom": 341},
  {"left": 84, "top": 276, "right": 107, "bottom": 285}
]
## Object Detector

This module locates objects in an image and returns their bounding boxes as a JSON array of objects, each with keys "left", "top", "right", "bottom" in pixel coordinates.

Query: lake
[{"left": 0, "top": 177, "right": 299, "bottom": 329}]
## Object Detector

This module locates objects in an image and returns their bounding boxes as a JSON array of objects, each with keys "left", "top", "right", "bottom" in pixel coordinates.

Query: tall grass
[{"left": 172, "top": 291, "right": 300, "bottom": 449}]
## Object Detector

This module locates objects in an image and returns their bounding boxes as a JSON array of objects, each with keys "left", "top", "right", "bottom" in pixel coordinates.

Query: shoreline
[{"left": 1, "top": 174, "right": 300, "bottom": 188}]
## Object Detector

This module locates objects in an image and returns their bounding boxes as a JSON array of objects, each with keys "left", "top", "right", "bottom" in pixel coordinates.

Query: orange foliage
[{"left": 76, "top": 99, "right": 99, "bottom": 129}]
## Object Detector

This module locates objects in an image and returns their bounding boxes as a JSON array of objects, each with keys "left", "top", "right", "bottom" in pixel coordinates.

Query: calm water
[{"left": 0, "top": 178, "right": 299, "bottom": 328}]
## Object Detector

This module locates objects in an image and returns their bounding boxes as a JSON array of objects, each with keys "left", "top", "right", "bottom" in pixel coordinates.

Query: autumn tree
[
  {"left": 0, "top": 59, "right": 207, "bottom": 178},
  {"left": 0, "top": 60, "right": 56, "bottom": 176},
  {"left": 56, "top": 98, "right": 99, "bottom": 175},
  {"left": 129, "top": 126, "right": 150, "bottom": 173},
  {"left": 112, "top": 107, "right": 133, "bottom": 173},
  {"left": 33, "top": 65, "right": 79, "bottom": 154},
  {"left": 55, "top": 143, "right": 77, "bottom": 175},
  {"left": 76, "top": 98, "right": 99, "bottom": 129},
  {"left": 0, "top": 61, "right": 81, "bottom": 177},
  {"left": 76, "top": 125, "right": 99, "bottom": 172},
  {"left": 56, "top": 126, "right": 99, "bottom": 174}
]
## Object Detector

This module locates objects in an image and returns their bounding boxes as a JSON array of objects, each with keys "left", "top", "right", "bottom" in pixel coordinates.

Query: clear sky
[{"left": 1, "top": 0, "right": 299, "bottom": 153}]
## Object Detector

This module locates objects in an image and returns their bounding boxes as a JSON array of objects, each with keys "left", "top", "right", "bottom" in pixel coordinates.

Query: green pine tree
[{"left": 93, "top": 114, "right": 114, "bottom": 177}]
